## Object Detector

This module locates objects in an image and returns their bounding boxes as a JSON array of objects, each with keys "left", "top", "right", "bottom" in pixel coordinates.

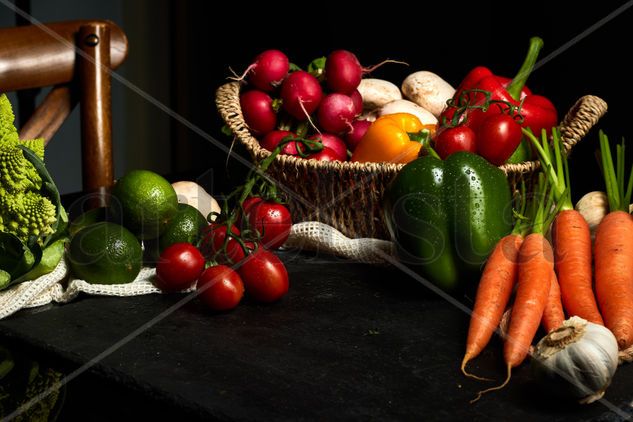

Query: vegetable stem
[
  {"left": 599, "top": 130, "right": 633, "bottom": 212},
  {"left": 506, "top": 37, "right": 544, "bottom": 101}
]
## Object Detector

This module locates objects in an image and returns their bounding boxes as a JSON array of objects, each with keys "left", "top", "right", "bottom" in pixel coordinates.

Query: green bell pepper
[{"left": 384, "top": 151, "right": 513, "bottom": 292}]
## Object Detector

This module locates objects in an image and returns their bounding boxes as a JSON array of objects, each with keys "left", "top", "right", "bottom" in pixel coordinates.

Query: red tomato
[
  {"left": 199, "top": 223, "right": 248, "bottom": 264},
  {"left": 197, "top": 265, "right": 244, "bottom": 311},
  {"left": 155, "top": 243, "right": 205, "bottom": 292},
  {"left": 434, "top": 126, "right": 477, "bottom": 159},
  {"left": 238, "top": 248, "right": 289, "bottom": 303},
  {"left": 246, "top": 201, "right": 292, "bottom": 250},
  {"left": 476, "top": 114, "right": 523, "bottom": 165}
]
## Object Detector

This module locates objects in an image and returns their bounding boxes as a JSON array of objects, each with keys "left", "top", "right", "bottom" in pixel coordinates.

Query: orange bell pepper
[{"left": 351, "top": 113, "right": 436, "bottom": 164}]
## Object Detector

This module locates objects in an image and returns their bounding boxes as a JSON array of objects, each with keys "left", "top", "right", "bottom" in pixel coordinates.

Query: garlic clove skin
[
  {"left": 171, "top": 181, "right": 221, "bottom": 222},
  {"left": 531, "top": 316, "right": 619, "bottom": 404}
]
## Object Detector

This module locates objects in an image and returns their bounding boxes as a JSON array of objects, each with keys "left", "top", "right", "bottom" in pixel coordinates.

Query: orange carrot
[
  {"left": 595, "top": 211, "right": 633, "bottom": 350},
  {"left": 594, "top": 131, "right": 633, "bottom": 350},
  {"left": 461, "top": 234, "right": 523, "bottom": 379},
  {"left": 505, "top": 232, "right": 553, "bottom": 367},
  {"left": 552, "top": 209, "right": 603, "bottom": 325},
  {"left": 472, "top": 233, "right": 553, "bottom": 402},
  {"left": 541, "top": 270, "right": 565, "bottom": 333}
]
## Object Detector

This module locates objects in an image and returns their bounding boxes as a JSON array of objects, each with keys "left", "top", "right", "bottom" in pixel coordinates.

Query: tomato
[
  {"left": 246, "top": 200, "right": 292, "bottom": 250},
  {"left": 238, "top": 248, "right": 289, "bottom": 302},
  {"left": 434, "top": 126, "right": 477, "bottom": 159},
  {"left": 476, "top": 114, "right": 523, "bottom": 166},
  {"left": 199, "top": 223, "right": 249, "bottom": 264},
  {"left": 155, "top": 242, "right": 205, "bottom": 292},
  {"left": 197, "top": 265, "right": 244, "bottom": 311}
]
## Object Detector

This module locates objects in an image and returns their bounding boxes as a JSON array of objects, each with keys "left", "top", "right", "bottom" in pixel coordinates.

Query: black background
[{"left": 169, "top": 0, "right": 633, "bottom": 202}]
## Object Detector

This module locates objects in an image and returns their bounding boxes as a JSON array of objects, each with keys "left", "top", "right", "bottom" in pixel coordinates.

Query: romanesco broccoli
[{"left": 0, "top": 94, "right": 55, "bottom": 243}]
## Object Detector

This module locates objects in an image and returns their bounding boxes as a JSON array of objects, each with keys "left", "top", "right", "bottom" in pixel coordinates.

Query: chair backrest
[{"left": 0, "top": 20, "right": 128, "bottom": 206}]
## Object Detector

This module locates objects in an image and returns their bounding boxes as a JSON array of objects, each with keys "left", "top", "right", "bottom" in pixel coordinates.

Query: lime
[
  {"left": 110, "top": 170, "right": 178, "bottom": 240},
  {"left": 68, "top": 222, "right": 142, "bottom": 284},
  {"left": 143, "top": 203, "right": 208, "bottom": 264},
  {"left": 69, "top": 207, "right": 109, "bottom": 237}
]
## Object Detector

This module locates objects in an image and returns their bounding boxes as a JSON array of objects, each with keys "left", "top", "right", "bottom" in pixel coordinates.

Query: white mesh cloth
[{"left": 0, "top": 222, "right": 395, "bottom": 320}]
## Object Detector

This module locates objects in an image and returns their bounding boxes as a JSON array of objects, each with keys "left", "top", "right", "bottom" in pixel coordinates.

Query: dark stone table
[{"left": 1, "top": 250, "right": 633, "bottom": 421}]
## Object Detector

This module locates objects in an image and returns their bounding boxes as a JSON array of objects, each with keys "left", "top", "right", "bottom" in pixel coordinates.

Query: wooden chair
[{"left": 0, "top": 20, "right": 128, "bottom": 206}]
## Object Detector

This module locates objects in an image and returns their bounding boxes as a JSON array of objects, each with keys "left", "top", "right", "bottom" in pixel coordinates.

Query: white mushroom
[
  {"left": 401, "top": 71, "right": 455, "bottom": 118},
  {"left": 357, "top": 78, "right": 402, "bottom": 111},
  {"left": 378, "top": 99, "right": 437, "bottom": 126}
]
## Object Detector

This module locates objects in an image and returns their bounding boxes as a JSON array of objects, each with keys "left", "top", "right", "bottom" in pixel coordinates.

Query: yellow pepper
[{"left": 351, "top": 113, "right": 436, "bottom": 164}]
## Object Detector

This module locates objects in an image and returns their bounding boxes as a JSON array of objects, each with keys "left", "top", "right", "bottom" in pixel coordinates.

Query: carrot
[
  {"left": 594, "top": 132, "right": 633, "bottom": 350},
  {"left": 472, "top": 233, "right": 553, "bottom": 402},
  {"left": 461, "top": 233, "right": 523, "bottom": 380},
  {"left": 524, "top": 127, "right": 604, "bottom": 325},
  {"left": 552, "top": 210, "right": 603, "bottom": 325},
  {"left": 541, "top": 270, "right": 565, "bottom": 333},
  {"left": 595, "top": 211, "right": 633, "bottom": 349}
]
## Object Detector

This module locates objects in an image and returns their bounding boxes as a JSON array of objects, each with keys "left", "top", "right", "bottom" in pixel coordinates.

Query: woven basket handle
[{"left": 559, "top": 95, "right": 608, "bottom": 153}]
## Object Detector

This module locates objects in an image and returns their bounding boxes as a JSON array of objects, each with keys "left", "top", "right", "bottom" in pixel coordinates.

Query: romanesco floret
[{"left": 0, "top": 94, "right": 56, "bottom": 243}]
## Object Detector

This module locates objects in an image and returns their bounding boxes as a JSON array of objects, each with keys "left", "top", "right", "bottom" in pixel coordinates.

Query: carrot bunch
[{"left": 463, "top": 127, "right": 633, "bottom": 402}]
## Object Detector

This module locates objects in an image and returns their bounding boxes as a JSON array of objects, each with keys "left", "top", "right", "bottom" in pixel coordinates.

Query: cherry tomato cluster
[
  {"left": 433, "top": 92, "right": 524, "bottom": 166},
  {"left": 154, "top": 190, "right": 293, "bottom": 311},
  {"left": 239, "top": 49, "right": 372, "bottom": 162}
]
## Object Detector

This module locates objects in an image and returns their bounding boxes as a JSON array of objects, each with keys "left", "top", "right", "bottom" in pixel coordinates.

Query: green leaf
[
  {"left": 288, "top": 62, "right": 302, "bottom": 72},
  {"left": 10, "top": 238, "right": 67, "bottom": 284},
  {"left": 0, "top": 232, "right": 33, "bottom": 279},
  {"left": 307, "top": 56, "right": 327, "bottom": 79},
  {"left": 0, "top": 270, "right": 10, "bottom": 290}
]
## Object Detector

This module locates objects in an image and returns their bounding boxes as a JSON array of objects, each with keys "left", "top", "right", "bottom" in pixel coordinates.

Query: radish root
[
  {"left": 363, "top": 59, "right": 409, "bottom": 74},
  {"left": 228, "top": 64, "right": 256, "bottom": 82},
  {"left": 298, "top": 99, "right": 321, "bottom": 134}
]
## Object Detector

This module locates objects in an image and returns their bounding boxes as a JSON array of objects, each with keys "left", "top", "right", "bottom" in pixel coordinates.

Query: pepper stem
[{"left": 506, "top": 37, "right": 544, "bottom": 101}]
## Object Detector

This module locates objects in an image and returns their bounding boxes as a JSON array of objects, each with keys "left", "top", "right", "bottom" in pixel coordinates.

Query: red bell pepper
[{"left": 441, "top": 37, "right": 558, "bottom": 137}]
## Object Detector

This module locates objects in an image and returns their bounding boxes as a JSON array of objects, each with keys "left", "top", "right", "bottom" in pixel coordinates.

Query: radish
[
  {"left": 345, "top": 119, "right": 372, "bottom": 152},
  {"left": 325, "top": 50, "right": 362, "bottom": 94},
  {"left": 280, "top": 71, "right": 323, "bottom": 121},
  {"left": 350, "top": 90, "right": 363, "bottom": 116},
  {"left": 245, "top": 49, "right": 289, "bottom": 92},
  {"left": 308, "top": 147, "right": 340, "bottom": 162},
  {"left": 240, "top": 90, "right": 277, "bottom": 136},
  {"left": 308, "top": 133, "right": 347, "bottom": 161},
  {"left": 259, "top": 130, "right": 298, "bottom": 155},
  {"left": 317, "top": 93, "right": 357, "bottom": 134}
]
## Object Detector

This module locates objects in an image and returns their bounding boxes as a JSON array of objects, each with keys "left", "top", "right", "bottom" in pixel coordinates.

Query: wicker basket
[{"left": 216, "top": 82, "right": 607, "bottom": 240}]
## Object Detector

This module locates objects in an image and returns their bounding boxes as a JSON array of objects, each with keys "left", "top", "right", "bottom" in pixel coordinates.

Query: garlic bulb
[{"left": 531, "top": 316, "right": 619, "bottom": 404}]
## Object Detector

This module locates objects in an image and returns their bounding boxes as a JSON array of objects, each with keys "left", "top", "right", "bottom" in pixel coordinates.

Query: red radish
[
  {"left": 350, "top": 89, "right": 363, "bottom": 115},
  {"left": 280, "top": 71, "right": 323, "bottom": 120},
  {"left": 308, "top": 133, "right": 347, "bottom": 161},
  {"left": 260, "top": 130, "right": 298, "bottom": 155},
  {"left": 345, "top": 119, "right": 372, "bottom": 151},
  {"left": 308, "top": 147, "right": 340, "bottom": 162},
  {"left": 317, "top": 93, "right": 357, "bottom": 134},
  {"left": 245, "top": 49, "right": 289, "bottom": 92},
  {"left": 240, "top": 90, "right": 277, "bottom": 136},
  {"left": 325, "top": 50, "right": 362, "bottom": 94}
]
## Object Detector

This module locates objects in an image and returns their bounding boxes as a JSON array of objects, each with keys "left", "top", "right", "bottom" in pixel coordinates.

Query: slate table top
[{"left": 1, "top": 250, "right": 633, "bottom": 421}]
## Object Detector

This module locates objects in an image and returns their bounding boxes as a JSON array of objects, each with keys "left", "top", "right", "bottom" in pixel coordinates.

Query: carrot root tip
[
  {"left": 461, "top": 357, "right": 494, "bottom": 382},
  {"left": 470, "top": 364, "right": 512, "bottom": 404}
]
